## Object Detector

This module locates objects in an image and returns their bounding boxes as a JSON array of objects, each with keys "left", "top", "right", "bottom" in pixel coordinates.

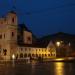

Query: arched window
[
  {"left": 24, "top": 54, "right": 27, "bottom": 58},
  {"left": 32, "top": 54, "right": 35, "bottom": 57},
  {"left": 39, "top": 54, "right": 41, "bottom": 57},
  {"left": 48, "top": 54, "right": 50, "bottom": 56},
  {"left": 28, "top": 54, "right": 31, "bottom": 57},
  {"left": 12, "top": 32, "right": 14, "bottom": 37},
  {"left": 20, "top": 53, "right": 23, "bottom": 58},
  {"left": 3, "top": 49, "right": 7, "bottom": 56},
  {"left": 36, "top": 54, "right": 38, "bottom": 57},
  {"left": 16, "top": 54, "right": 18, "bottom": 59},
  {"left": 12, "top": 18, "right": 15, "bottom": 23},
  {"left": 45, "top": 54, "right": 47, "bottom": 57}
]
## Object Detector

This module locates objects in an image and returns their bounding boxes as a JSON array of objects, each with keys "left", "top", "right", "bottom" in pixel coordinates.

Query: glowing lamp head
[
  {"left": 12, "top": 54, "right": 15, "bottom": 59},
  {"left": 56, "top": 41, "right": 61, "bottom": 47}
]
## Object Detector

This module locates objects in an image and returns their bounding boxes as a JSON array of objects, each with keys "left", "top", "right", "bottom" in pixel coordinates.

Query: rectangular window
[
  {"left": 12, "top": 18, "right": 15, "bottom": 23},
  {"left": 12, "top": 32, "right": 14, "bottom": 37},
  {"left": 0, "top": 34, "right": 2, "bottom": 39},
  {"left": 4, "top": 34, "right": 5, "bottom": 38},
  {"left": 3, "top": 49, "right": 7, "bottom": 56}
]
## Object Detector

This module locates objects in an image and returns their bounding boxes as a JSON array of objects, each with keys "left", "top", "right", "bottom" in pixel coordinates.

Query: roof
[
  {"left": 18, "top": 32, "right": 75, "bottom": 48},
  {"left": 18, "top": 24, "right": 31, "bottom": 32},
  {"left": 17, "top": 43, "right": 46, "bottom": 48},
  {"left": 9, "top": 10, "right": 16, "bottom": 14},
  {"left": 37, "top": 32, "right": 75, "bottom": 47}
]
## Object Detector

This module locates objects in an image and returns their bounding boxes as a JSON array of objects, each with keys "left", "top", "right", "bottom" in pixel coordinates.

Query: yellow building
[{"left": 0, "top": 11, "right": 56, "bottom": 60}]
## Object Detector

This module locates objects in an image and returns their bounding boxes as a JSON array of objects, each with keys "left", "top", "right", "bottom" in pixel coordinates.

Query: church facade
[{"left": 0, "top": 11, "right": 56, "bottom": 60}]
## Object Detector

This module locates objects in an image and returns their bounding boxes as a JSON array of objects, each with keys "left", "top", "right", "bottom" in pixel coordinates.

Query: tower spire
[{"left": 12, "top": 0, "right": 16, "bottom": 11}]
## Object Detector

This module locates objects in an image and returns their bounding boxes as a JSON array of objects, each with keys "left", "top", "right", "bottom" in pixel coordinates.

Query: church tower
[
  {"left": 6, "top": 11, "right": 18, "bottom": 59},
  {"left": 0, "top": 11, "right": 18, "bottom": 60},
  {"left": 6, "top": 11, "right": 17, "bottom": 42}
]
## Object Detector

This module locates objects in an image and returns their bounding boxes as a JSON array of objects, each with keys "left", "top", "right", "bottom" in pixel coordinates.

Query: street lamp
[
  {"left": 56, "top": 41, "right": 61, "bottom": 47},
  {"left": 12, "top": 54, "right": 15, "bottom": 67},
  {"left": 56, "top": 41, "right": 61, "bottom": 57},
  {"left": 12, "top": 54, "right": 15, "bottom": 60}
]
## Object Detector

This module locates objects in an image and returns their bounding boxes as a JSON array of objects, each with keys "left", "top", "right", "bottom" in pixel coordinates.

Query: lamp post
[
  {"left": 12, "top": 54, "right": 15, "bottom": 60},
  {"left": 12, "top": 54, "right": 15, "bottom": 67},
  {"left": 56, "top": 41, "right": 61, "bottom": 47},
  {"left": 56, "top": 41, "right": 61, "bottom": 57}
]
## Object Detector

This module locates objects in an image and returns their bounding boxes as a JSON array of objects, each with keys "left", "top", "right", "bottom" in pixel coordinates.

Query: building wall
[
  {"left": 6, "top": 12, "right": 17, "bottom": 25},
  {"left": 0, "top": 11, "right": 18, "bottom": 60},
  {"left": 23, "top": 31, "right": 32, "bottom": 44},
  {"left": 16, "top": 46, "right": 56, "bottom": 60},
  {"left": 0, "top": 11, "right": 56, "bottom": 60}
]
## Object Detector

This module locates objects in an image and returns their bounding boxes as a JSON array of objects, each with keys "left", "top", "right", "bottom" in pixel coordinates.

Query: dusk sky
[{"left": 0, "top": 0, "right": 75, "bottom": 37}]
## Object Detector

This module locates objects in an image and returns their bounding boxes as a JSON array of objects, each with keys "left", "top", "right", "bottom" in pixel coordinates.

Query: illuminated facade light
[
  {"left": 69, "top": 42, "right": 71, "bottom": 46},
  {"left": 56, "top": 41, "right": 61, "bottom": 47},
  {"left": 12, "top": 54, "right": 15, "bottom": 60}
]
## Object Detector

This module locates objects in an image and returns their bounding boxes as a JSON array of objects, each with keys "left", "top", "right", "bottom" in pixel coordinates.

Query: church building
[{"left": 0, "top": 11, "right": 56, "bottom": 60}]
